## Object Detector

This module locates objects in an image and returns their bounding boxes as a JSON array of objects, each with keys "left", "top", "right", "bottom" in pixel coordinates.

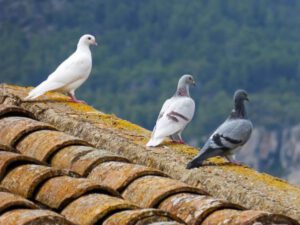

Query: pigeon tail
[
  {"left": 186, "top": 148, "right": 224, "bottom": 169},
  {"left": 25, "top": 86, "right": 47, "bottom": 100},
  {"left": 146, "top": 137, "right": 164, "bottom": 147},
  {"left": 25, "top": 80, "right": 64, "bottom": 100}
]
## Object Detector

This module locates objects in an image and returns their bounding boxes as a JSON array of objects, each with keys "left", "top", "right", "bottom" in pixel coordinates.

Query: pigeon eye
[{"left": 88, "top": 37, "right": 91, "bottom": 40}]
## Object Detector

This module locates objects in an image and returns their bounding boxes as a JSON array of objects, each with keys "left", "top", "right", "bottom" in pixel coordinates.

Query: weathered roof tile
[
  {"left": 0, "top": 209, "right": 73, "bottom": 225},
  {"left": 61, "top": 193, "right": 138, "bottom": 225},
  {"left": 0, "top": 191, "right": 38, "bottom": 214},
  {"left": 201, "top": 209, "right": 298, "bottom": 225},
  {"left": 103, "top": 209, "right": 184, "bottom": 225},
  {"left": 0, "top": 151, "right": 45, "bottom": 181},
  {"left": 69, "top": 149, "right": 129, "bottom": 176},
  {"left": 0, "top": 104, "right": 35, "bottom": 119},
  {"left": 122, "top": 175, "right": 207, "bottom": 208},
  {"left": 16, "top": 130, "right": 91, "bottom": 162},
  {"left": 35, "top": 176, "right": 119, "bottom": 210},
  {"left": 158, "top": 193, "right": 243, "bottom": 224},
  {"left": 88, "top": 161, "right": 168, "bottom": 192},
  {"left": 51, "top": 145, "right": 95, "bottom": 170},
  {"left": 0, "top": 116, "right": 56, "bottom": 147},
  {"left": 1, "top": 164, "right": 64, "bottom": 199}
]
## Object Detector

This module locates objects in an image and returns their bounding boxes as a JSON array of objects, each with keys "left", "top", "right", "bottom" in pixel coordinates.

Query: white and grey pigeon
[
  {"left": 186, "top": 89, "right": 253, "bottom": 169},
  {"left": 25, "top": 34, "right": 97, "bottom": 103},
  {"left": 146, "top": 74, "right": 196, "bottom": 147}
]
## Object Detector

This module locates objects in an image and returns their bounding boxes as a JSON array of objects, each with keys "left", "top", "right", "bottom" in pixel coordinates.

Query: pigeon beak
[
  {"left": 245, "top": 96, "right": 250, "bottom": 101},
  {"left": 192, "top": 81, "right": 196, "bottom": 86},
  {"left": 93, "top": 40, "right": 98, "bottom": 46}
]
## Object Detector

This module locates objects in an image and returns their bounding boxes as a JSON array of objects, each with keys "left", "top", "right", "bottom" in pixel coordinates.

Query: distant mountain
[{"left": 1, "top": 0, "right": 300, "bottom": 181}]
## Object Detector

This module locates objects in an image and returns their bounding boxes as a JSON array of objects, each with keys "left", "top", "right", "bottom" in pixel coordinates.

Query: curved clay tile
[
  {"left": 0, "top": 116, "right": 56, "bottom": 147},
  {"left": 0, "top": 144, "right": 14, "bottom": 152},
  {"left": 61, "top": 193, "right": 138, "bottom": 225},
  {"left": 201, "top": 209, "right": 299, "bottom": 225},
  {"left": 88, "top": 161, "right": 168, "bottom": 192},
  {"left": 1, "top": 164, "right": 64, "bottom": 199},
  {"left": 0, "top": 105, "right": 35, "bottom": 119},
  {"left": 0, "top": 191, "right": 38, "bottom": 214},
  {"left": 51, "top": 145, "right": 96, "bottom": 170},
  {"left": 122, "top": 175, "right": 207, "bottom": 208},
  {"left": 34, "top": 176, "right": 120, "bottom": 210},
  {"left": 102, "top": 209, "right": 184, "bottom": 225},
  {"left": 16, "top": 130, "right": 91, "bottom": 162},
  {"left": 0, "top": 209, "right": 73, "bottom": 225},
  {"left": 0, "top": 151, "right": 44, "bottom": 181},
  {"left": 69, "top": 150, "right": 129, "bottom": 176},
  {"left": 158, "top": 193, "right": 243, "bottom": 225}
]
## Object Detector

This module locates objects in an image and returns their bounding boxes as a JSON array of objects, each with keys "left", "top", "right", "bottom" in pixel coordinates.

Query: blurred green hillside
[{"left": 1, "top": 0, "right": 300, "bottom": 144}]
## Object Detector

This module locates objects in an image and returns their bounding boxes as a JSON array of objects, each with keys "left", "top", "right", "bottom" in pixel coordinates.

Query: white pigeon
[
  {"left": 186, "top": 89, "right": 253, "bottom": 169},
  {"left": 146, "top": 74, "right": 196, "bottom": 147},
  {"left": 25, "top": 34, "right": 97, "bottom": 103}
]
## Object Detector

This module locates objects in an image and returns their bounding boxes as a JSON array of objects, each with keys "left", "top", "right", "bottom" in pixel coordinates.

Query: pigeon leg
[
  {"left": 178, "top": 132, "right": 185, "bottom": 144},
  {"left": 225, "top": 155, "right": 243, "bottom": 165},
  {"left": 170, "top": 133, "right": 185, "bottom": 144},
  {"left": 68, "top": 92, "right": 86, "bottom": 104}
]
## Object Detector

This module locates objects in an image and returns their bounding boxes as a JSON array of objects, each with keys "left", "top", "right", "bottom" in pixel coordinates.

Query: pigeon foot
[{"left": 69, "top": 94, "right": 86, "bottom": 104}]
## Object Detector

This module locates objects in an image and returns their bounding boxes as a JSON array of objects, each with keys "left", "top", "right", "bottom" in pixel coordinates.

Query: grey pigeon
[
  {"left": 146, "top": 74, "right": 196, "bottom": 147},
  {"left": 25, "top": 34, "right": 97, "bottom": 103},
  {"left": 187, "top": 89, "right": 253, "bottom": 168}
]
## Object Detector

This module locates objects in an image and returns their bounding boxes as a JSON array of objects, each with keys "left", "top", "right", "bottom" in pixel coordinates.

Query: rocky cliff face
[{"left": 238, "top": 126, "right": 300, "bottom": 186}]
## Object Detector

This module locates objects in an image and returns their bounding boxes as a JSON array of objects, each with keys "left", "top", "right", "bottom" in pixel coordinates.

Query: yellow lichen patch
[
  {"left": 230, "top": 166, "right": 300, "bottom": 194},
  {"left": 154, "top": 141, "right": 200, "bottom": 156},
  {"left": 67, "top": 102, "right": 98, "bottom": 113}
]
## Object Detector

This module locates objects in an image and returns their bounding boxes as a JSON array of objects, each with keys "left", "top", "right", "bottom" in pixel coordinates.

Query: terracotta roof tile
[
  {"left": 0, "top": 151, "right": 44, "bottom": 180},
  {"left": 1, "top": 164, "right": 64, "bottom": 199},
  {"left": 61, "top": 193, "right": 139, "bottom": 225},
  {"left": 0, "top": 188, "right": 74, "bottom": 225},
  {"left": 51, "top": 145, "right": 96, "bottom": 169},
  {"left": 0, "top": 209, "right": 73, "bottom": 225},
  {"left": 88, "top": 161, "right": 168, "bottom": 192},
  {"left": 102, "top": 209, "right": 183, "bottom": 225},
  {"left": 35, "top": 175, "right": 119, "bottom": 210},
  {"left": 0, "top": 144, "right": 183, "bottom": 224},
  {"left": 16, "top": 130, "right": 91, "bottom": 162},
  {"left": 0, "top": 150, "right": 183, "bottom": 225},
  {"left": 0, "top": 104, "right": 35, "bottom": 119},
  {"left": 122, "top": 175, "right": 207, "bottom": 208},
  {"left": 158, "top": 193, "right": 243, "bottom": 224},
  {"left": 0, "top": 143, "right": 15, "bottom": 152},
  {"left": 68, "top": 148, "right": 130, "bottom": 176},
  {"left": 0, "top": 102, "right": 298, "bottom": 224},
  {"left": 201, "top": 209, "right": 297, "bottom": 225},
  {"left": 0, "top": 191, "right": 38, "bottom": 213},
  {"left": 0, "top": 116, "right": 56, "bottom": 147}
]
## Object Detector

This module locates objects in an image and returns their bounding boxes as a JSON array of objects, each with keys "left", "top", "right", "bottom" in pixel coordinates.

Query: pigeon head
[
  {"left": 234, "top": 89, "right": 249, "bottom": 103},
  {"left": 178, "top": 74, "right": 196, "bottom": 87},
  {"left": 176, "top": 74, "right": 196, "bottom": 97},
  {"left": 78, "top": 34, "right": 98, "bottom": 47},
  {"left": 231, "top": 89, "right": 249, "bottom": 119}
]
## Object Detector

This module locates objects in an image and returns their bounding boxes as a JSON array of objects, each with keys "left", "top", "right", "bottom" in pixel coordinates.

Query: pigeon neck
[
  {"left": 175, "top": 84, "right": 190, "bottom": 97},
  {"left": 77, "top": 42, "right": 91, "bottom": 53},
  {"left": 231, "top": 100, "right": 247, "bottom": 119}
]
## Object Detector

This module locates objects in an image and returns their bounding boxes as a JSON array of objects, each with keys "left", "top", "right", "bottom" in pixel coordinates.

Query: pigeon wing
[
  {"left": 152, "top": 97, "right": 195, "bottom": 140},
  {"left": 26, "top": 52, "right": 91, "bottom": 100},
  {"left": 186, "top": 119, "right": 252, "bottom": 169},
  {"left": 210, "top": 119, "right": 253, "bottom": 150}
]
